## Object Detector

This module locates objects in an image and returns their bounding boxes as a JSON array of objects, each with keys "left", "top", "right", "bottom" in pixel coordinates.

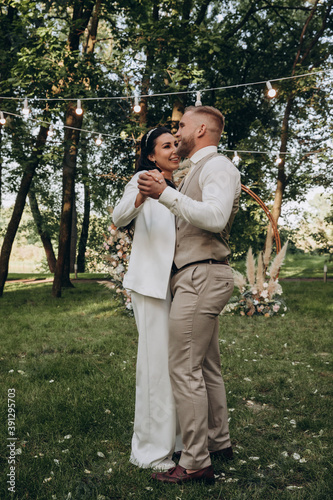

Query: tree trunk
[
  {"left": 52, "top": 0, "right": 98, "bottom": 297},
  {"left": 28, "top": 183, "right": 57, "bottom": 273},
  {"left": 52, "top": 103, "right": 82, "bottom": 297},
  {"left": 76, "top": 138, "right": 90, "bottom": 273},
  {"left": 266, "top": 0, "right": 331, "bottom": 249},
  {"left": 70, "top": 191, "right": 77, "bottom": 273},
  {"left": 0, "top": 123, "right": 49, "bottom": 296}
]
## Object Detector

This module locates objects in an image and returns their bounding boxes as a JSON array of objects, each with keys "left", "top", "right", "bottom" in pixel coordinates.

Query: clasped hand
[{"left": 137, "top": 169, "right": 167, "bottom": 199}]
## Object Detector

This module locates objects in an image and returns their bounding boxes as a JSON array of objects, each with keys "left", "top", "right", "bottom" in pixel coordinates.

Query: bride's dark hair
[
  {"left": 136, "top": 127, "right": 173, "bottom": 173},
  {"left": 135, "top": 126, "right": 176, "bottom": 189}
]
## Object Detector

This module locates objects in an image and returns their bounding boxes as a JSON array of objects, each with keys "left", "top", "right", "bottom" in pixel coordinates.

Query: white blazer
[{"left": 112, "top": 172, "right": 176, "bottom": 300}]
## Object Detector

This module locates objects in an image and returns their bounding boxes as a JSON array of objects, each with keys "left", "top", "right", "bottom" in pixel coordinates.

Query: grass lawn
[{"left": 0, "top": 280, "right": 332, "bottom": 499}]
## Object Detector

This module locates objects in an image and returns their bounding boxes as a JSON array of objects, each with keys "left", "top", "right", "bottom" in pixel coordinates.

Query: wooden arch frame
[{"left": 241, "top": 184, "right": 281, "bottom": 253}]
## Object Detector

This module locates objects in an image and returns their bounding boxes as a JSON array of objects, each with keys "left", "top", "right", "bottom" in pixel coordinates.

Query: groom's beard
[{"left": 176, "top": 133, "right": 195, "bottom": 158}]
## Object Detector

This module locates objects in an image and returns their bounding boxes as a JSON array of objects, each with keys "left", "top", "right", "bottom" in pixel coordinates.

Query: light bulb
[
  {"left": 95, "top": 134, "right": 102, "bottom": 146},
  {"left": 47, "top": 124, "right": 54, "bottom": 136},
  {"left": 233, "top": 151, "right": 240, "bottom": 165},
  {"left": 275, "top": 154, "right": 282, "bottom": 165},
  {"left": 266, "top": 81, "right": 277, "bottom": 98},
  {"left": 76, "top": 99, "right": 83, "bottom": 115},
  {"left": 195, "top": 91, "right": 202, "bottom": 107},
  {"left": 312, "top": 153, "right": 319, "bottom": 164},
  {"left": 22, "top": 98, "right": 30, "bottom": 115},
  {"left": 133, "top": 96, "right": 141, "bottom": 113},
  {"left": 0, "top": 111, "right": 6, "bottom": 125}
]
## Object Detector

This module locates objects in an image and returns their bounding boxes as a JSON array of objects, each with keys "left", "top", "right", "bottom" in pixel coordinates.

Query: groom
[{"left": 138, "top": 105, "right": 241, "bottom": 484}]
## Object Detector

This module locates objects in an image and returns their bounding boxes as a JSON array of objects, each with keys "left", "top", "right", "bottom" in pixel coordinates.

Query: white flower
[
  {"left": 292, "top": 453, "right": 301, "bottom": 460},
  {"left": 260, "top": 290, "right": 268, "bottom": 298},
  {"left": 249, "top": 456, "right": 260, "bottom": 461},
  {"left": 84, "top": 469, "right": 91, "bottom": 474},
  {"left": 299, "top": 458, "right": 307, "bottom": 463},
  {"left": 17, "top": 370, "right": 25, "bottom": 375},
  {"left": 43, "top": 477, "right": 53, "bottom": 483},
  {"left": 105, "top": 409, "right": 111, "bottom": 414},
  {"left": 8, "top": 369, "right": 14, "bottom": 373},
  {"left": 244, "top": 377, "right": 252, "bottom": 382},
  {"left": 268, "top": 463, "right": 276, "bottom": 468},
  {"left": 54, "top": 459, "right": 60, "bottom": 465},
  {"left": 281, "top": 451, "right": 289, "bottom": 458},
  {"left": 97, "top": 451, "right": 105, "bottom": 458},
  {"left": 15, "top": 448, "right": 22, "bottom": 455},
  {"left": 49, "top": 379, "right": 54, "bottom": 383},
  {"left": 104, "top": 468, "right": 113, "bottom": 474},
  {"left": 289, "top": 419, "right": 296, "bottom": 427},
  {"left": 64, "top": 434, "right": 72, "bottom": 440},
  {"left": 62, "top": 449, "right": 69, "bottom": 453}
]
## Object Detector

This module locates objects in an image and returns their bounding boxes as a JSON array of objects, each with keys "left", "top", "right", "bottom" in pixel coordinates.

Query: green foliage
[{"left": 1, "top": 0, "right": 332, "bottom": 272}]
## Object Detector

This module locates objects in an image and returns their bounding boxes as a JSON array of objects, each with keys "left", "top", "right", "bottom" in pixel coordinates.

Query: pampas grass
[
  {"left": 173, "top": 159, "right": 191, "bottom": 187},
  {"left": 246, "top": 248, "right": 256, "bottom": 286},
  {"left": 255, "top": 251, "right": 265, "bottom": 294},
  {"left": 263, "top": 226, "right": 273, "bottom": 270},
  {"left": 268, "top": 241, "right": 288, "bottom": 280},
  {"left": 233, "top": 269, "right": 247, "bottom": 292}
]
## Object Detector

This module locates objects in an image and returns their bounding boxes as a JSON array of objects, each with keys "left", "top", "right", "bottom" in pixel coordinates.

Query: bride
[{"left": 113, "top": 127, "right": 182, "bottom": 471}]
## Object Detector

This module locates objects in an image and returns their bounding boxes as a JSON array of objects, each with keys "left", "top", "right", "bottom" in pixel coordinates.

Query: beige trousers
[{"left": 169, "top": 262, "right": 234, "bottom": 470}]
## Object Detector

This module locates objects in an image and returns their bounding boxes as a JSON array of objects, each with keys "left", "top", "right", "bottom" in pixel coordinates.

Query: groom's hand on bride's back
[{"left": 138, "top": 171, "right": 167, "bottom": 199}]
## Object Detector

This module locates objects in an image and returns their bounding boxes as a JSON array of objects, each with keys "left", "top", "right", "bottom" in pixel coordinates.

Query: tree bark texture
[
  {"left": 52, "top": 0, "right": 99, "bottom": 297},
  {"left": 52, "top": 103, "right": 82, "bottom": 297},
  {"left": 76, "top": 138, "right": 90, "bottom": 273},
  {"left": 266, "top": 0, "right": 332, "bottom": 249}
]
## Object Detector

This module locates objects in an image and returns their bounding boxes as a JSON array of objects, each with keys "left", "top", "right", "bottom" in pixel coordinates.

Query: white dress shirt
[
  {"left": 159, "top": 146, "right": 241, "bottom": 233},
  {"left": 112, "top": 171, "right": 176, "bottom": 299}
]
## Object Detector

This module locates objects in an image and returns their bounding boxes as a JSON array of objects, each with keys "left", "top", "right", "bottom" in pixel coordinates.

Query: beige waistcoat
[{"left": 174, "top": 152, "right": 240, "bottom": 269}]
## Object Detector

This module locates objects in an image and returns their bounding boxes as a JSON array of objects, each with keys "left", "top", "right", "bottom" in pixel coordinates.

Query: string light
[
  {"left": 0, "top": 69, "right": 326, "bottom": 104},
  {"left": 0, "top": 111, "right": 6, "bottom": 125},
  {"left": 195, "top": 91, "right": 202, "bottom": 106},
  {"left": 22, "top": 98, "right": 30, "bottom": 115},
  {"left": 275, "top": 153, "right": 282, "bottom": 165},
  {"left": 133, "top": 96, "right": 141, "bottom": 113},
  {"left": 312, "top": 153, "right": 319, "bottom": 164},
  {"left": 233, "top": 151, "right": 240, "bottom": 165},
  {"left": 95, "top": 133, "right": 102, "bottom": 146},
  {"left": 47, "top": 123, "right": 54, "bottom": 136},
  {"left": 266, "top": 81, "right": 277, "bottom": 98},
  {"left": 0, "top": 110, "right": 329, "bottom": 161},
  {"left": 75, "top": 99, "right": 83, "bottom": 115}
]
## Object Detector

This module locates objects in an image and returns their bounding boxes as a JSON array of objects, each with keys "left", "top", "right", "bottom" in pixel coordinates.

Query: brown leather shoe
[
  {"left": 151, "top": 464, "right": 215, "bottom": 484},
  {"left": 173, "top": 446, "right": 233, "bottom": 462},
  {"left": 210, "top": 446, "right": 233, "bottom": 461}
]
